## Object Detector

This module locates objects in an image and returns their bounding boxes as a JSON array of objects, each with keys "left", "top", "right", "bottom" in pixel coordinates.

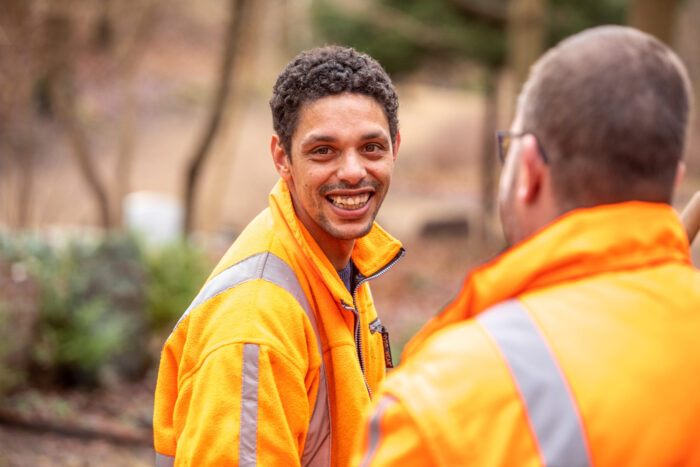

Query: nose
[{"left": 337, "top": 150, "right": 367, "bottom": 185}]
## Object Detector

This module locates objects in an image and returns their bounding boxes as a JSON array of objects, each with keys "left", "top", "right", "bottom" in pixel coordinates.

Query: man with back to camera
[
  {"left": 153, "top": 46, "right": 403, "bottom": 466},
  {"left": 355, "top": 26, "right": 700, "bottom": 466}
]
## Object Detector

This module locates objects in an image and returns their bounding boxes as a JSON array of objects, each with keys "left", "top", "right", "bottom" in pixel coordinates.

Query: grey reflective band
[
  {"left": 155, "top": 453, "right": 174, "bottom": 467},
  {"left": 240, "top": 343, "right": 260, "bottom": 466},
  {"left": 360, "top": 396, "right": 395, "bottom": 467},
  {"left": 478, "top": 300, "right": 591, "bottom": 467},
  {"left": 168, "top": 251, "right": 331, "bottom": 466}
]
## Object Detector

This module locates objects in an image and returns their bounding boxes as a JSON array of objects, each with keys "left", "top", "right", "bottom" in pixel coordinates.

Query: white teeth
[{"left": 328, "top": 193, "right": 370, "bottom": 210}]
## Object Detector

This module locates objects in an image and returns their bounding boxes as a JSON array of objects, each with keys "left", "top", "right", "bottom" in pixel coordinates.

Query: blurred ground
[{"left": 0, "top": 381, "right": 154, "bottom": 466}]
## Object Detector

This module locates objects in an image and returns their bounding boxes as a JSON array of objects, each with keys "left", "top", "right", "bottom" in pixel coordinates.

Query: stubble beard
[
  {"left": 318, "top": 180, "right": 386, "bottom": 240},
  {"left": 317, "top": 206, "right": 378, "bottom": 240}
]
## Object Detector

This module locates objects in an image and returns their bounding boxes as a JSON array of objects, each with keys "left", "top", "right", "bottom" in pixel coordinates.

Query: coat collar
[
  {"left": 268, "top": 179, "right": 403, "bottom": 301},
  {"left": 403, "top": 202, "right": 690, "bottom": 359}
]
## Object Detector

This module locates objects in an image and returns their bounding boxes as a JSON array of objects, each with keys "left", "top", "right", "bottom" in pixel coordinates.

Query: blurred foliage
[
  {"left": 312, "top": 0, "right": 504, "bottom": 72},
  {"left": 548, "top": 0, "right": 627, "bottom": 46},
  {"left": 0, "top": 231, "right": 212, "bottom": 392},
  {"left": 27, "top": 233, "right": 146, "bottom": 386},
  {"left": 0, "top": 303, "right": 27, "bottom": 394},
  {"left": 312, "top": 0, "right": 626, "bottom": 76},
  {"left": 144, "top": 240, "right": 211, "bottom": 331}
]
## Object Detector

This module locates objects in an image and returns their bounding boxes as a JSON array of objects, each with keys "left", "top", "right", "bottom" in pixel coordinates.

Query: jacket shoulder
[
  {"left": 172, "top": 275, "right": 319, "bottom": 380},
  {"left": 383, "top": 319, "right": 539, "bottom": 462},
  {"left": 388, "top": 319, "right": 516, "bottom": 418}
]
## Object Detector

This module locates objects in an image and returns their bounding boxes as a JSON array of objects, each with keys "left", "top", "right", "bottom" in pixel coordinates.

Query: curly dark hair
[{"left": 270, "top": 45, "right": 399, "bottom": 155}]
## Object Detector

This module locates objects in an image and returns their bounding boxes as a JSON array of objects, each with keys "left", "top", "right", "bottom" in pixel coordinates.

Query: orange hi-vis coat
[
  {"left": 154, "top": 179, "right": 403, "bottom": 466},
  {"left": 355, "top": 202, "right": 700, "bottom": 466}
]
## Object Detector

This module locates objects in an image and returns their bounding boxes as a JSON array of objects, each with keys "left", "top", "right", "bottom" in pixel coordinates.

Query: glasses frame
[{"left": 495, "top": 131, "right": 549, "bottom": 165}]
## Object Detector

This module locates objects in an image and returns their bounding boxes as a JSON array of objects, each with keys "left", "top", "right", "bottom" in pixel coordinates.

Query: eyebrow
[
  {"left": 361, "top": 132, "right": 388, "bottom": 141},
  {"left": 301, "top": 134, "right": 338, "bottom": 146},
  {"left": 300, "top": 131, "right": 389, "bottom": 147}
]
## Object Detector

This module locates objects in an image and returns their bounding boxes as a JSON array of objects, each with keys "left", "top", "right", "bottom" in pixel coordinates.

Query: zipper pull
[{"left": 369, "top": 318, "right": 393, "bottom": 369}]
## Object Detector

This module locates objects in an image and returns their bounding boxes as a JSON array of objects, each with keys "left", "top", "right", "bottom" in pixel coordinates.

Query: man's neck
[
  {"left": 323, "top": 239, "right": 354, "bottom": 271},
  {"left": 288, "top": 193, "right": 355, "bottom": 270}
]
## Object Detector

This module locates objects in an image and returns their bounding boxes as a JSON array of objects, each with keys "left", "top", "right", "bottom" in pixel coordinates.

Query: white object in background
[{"left": 123, "top": 191, "right": 184, "bottom": 246}]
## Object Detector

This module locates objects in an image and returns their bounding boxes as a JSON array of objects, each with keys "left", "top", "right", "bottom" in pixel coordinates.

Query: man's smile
[{"left": 326, "top": 192, "right": 372, "bottom": 210}]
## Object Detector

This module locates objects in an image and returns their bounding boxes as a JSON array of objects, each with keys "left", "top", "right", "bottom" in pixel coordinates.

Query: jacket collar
[
  {"left": 268, "top": 179, "right": 403, "bottom": 301},
  {"left": 403, "top": 201, "right": 690, "bottom": 358}
]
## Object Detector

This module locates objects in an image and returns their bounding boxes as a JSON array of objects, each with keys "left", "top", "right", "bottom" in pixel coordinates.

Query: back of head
[
  {"left": 270, "top": 46, "right": 398, "bottom": 155},
  {"left": 519, "top": 25, "right": 692, "bottom": 209}
]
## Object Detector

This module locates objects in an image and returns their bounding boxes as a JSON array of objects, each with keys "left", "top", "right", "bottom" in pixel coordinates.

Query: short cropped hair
[
  {"left": 270, "top": 46, "right": 399, "bottom": 155},
  {"left": 518, "top": 26, "right": 692, "bottom": 207}
]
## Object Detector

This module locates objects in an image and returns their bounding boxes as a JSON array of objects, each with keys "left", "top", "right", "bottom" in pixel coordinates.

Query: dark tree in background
[
  {"left": 0, "top": 1, "right": 38, "bottom": 229},
  {"left": 182, "top": 0, "right": 253, "bottom": 234},
  {"left": 627, "top": 0, "right": 680, "bottom": 44}
]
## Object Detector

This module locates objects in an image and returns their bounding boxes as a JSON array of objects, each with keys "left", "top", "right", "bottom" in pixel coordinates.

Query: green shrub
[
  {"left": 30, "top": 233, "right": 149, "bottom": 386},
  {"left": 0, "top": 231, "right": 213, "bottom": 389},
  {"left": 144, "top": 240, "right": 212, "bottom": 332},
  {"left": 0, "top": 302, "right": 27, "bottom": 395},
  {"left": 0, "top": 234, "right": 45, "bottom": 395}
]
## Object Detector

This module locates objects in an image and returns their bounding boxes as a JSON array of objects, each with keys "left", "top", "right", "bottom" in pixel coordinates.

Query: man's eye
[
  {"left": 313, "top": 147, "right": 331, "bottom": 155},
  {"left": 364, "top": 143, "right": 382, "bottom": 152}
]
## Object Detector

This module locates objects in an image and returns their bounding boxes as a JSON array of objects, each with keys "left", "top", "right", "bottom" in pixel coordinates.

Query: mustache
[{"left": 319, "top": 180, "right": 381, "bottom": 195}]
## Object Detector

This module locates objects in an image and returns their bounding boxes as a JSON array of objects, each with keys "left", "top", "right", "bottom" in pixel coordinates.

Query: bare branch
[{"left": 183, "top": 0, "right": 253, "bottom": 234}]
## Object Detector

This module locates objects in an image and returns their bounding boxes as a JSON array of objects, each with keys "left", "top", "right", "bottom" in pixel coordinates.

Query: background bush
[
  {"left": 0, "top": 230, "right": 212, "bottom": 393},
  {"left": 144, "top": 240, "right": 211, "bottom": 332}
]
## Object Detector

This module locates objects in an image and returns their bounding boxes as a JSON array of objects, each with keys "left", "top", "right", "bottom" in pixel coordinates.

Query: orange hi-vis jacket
[
  {"left": 355, "top": 202, "right": 700, "bottom": 466},
  {"left": 154, "top": 179, "right": 403, "bottom": 466}
]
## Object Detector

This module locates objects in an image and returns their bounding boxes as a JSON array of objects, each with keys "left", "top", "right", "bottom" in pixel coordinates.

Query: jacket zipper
[{"left": 342, "top": 248, "right": 405, "bottom": 398}]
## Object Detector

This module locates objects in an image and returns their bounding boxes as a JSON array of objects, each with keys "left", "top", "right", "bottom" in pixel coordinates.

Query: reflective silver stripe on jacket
[
  {"left": 155, "top": 453, "right": 174, "bottom": 467},
  {"left": 166, "top": 251, "right": 332, "bottom": 466},
  {"left": 360, "top": 395, "right": 396, "bottom": 467},
  {"left": 240, "top": 343, "right": 260, "bottom": 466},
  {"left": 478, "top": 300, "right": 591, "bottom": 467}
]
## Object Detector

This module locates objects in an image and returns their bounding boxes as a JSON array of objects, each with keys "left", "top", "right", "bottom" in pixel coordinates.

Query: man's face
[{"left": 277, "top": 93, "right": 398, "bottom": 244}]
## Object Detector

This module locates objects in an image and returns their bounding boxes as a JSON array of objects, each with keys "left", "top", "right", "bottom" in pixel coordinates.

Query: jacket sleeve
[
  {"left": 352, "top": 394, "right": 436, "bottom": 467},
  {"left": 172, "top": 341, "right": 316, "bottom": 466},
  {"left": 153, "top": 277, "right": 323, "bottom": 467}
]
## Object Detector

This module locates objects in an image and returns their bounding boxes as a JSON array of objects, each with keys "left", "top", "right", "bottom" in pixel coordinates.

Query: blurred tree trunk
[
  {"left": 199, "top": 0, "right": 267, "bottom": 232},
  {"left": 477, "top": 0, "right": 546, "bottom": 236},
  {"left": 507, "top": 0, "right": 548, "bottom": 91},
  {"left": 628, "top": 0, "right": 680, "bottom": 44},
  {"left": 94, "top": 0, "right": 115, "bottom": 51},
  {"left": 0, "top": 1, "right": 37, "bottom": 228},
  {"left": 111, "top": 0, "right": 161, "bottom": 227},
  {"left": 183, "top": 0, "right": 252, "bottom": 234},
  {"left": 479, "top": 68, "right": 499, "bottom": 241},
  {"left": 52, "top": 82, "right": 113, "bottom": 229},
  {"left": 11, "top": 134, "right": 35, "bottom": 229},
  {"left": 45, "top": 8, "right": 112, "bottom": 229}
]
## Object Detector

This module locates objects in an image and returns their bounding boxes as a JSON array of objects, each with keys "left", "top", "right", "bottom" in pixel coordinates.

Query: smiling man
[{"left": 153, "top": 46, "right": 403, "bottom": 466}]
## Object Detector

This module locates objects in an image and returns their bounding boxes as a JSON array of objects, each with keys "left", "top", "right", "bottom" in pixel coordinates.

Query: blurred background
[{"left": 1, "top": 0, "right": 699, "bottom": 464}]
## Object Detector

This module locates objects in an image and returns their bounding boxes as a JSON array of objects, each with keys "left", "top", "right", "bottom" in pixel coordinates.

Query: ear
[
  {"left": 516, "top": 134, "right": 546, "bottom": 204},
  {"left": 675, "top": 161, "right": 686, "bottom": 188},
  {"left": 392, "top": 131, "right": 401, "bottom": 162},
  {"left": 271, "top": 135, "right": 292, "bottom": 181}
]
